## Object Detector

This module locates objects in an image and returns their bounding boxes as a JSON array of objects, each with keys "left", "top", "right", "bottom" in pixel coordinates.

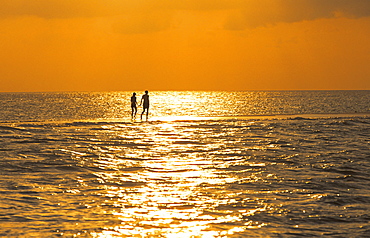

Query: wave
[{"left": 1, "top": 113, "right": 369, "bottom": 127}]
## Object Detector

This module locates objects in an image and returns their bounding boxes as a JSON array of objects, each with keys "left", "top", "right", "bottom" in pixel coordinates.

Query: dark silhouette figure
[
  {"left": 131, "top": 92, "right": 137, "bottom": 118},
  {"left": 140, "top": 90, "right": 149, "bottom": 120}
]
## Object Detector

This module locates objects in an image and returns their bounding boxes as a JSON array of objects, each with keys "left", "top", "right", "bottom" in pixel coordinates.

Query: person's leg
[{"left": 141, "top": 107, "right": 145, "bottom": 120}]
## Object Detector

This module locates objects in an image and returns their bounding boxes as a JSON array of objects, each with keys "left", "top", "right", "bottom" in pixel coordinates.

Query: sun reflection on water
[
  {"left": 81, "top": 119, "right": 272, "bottom": 237},
  {"left": 37, "top": 92, "right": 300, "bottom": 237}
]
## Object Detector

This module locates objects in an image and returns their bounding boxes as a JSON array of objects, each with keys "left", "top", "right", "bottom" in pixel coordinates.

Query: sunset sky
[{"left": 1, "top": 0, "right": 369, "bottom": 92}]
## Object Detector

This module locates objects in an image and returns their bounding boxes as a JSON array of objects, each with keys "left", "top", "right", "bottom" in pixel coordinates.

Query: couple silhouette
[{"left": 131, "top": 91, "right": 149, "bottom": 120}]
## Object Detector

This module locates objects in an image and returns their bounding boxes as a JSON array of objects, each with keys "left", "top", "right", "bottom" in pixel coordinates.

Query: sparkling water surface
[{"left": 0, "top": 91, "right": 369, "bottom": 237}]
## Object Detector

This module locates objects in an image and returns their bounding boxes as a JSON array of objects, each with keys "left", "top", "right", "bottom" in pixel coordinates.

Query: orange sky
[{"left": 1, "top": 0, "right": 370, "bottom": 92}]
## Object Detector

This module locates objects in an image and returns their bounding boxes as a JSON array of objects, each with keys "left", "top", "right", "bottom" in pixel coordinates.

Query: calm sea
[{"left": 0, "top": 91, "right": 369, "bottom": 237}]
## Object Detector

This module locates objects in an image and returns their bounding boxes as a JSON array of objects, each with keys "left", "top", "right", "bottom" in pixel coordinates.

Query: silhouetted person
[
  {"left": 140, "top": 90, "right": 149, "bottom": 120},
  {"left": 131, "top": 92, "right": 137, "bottom": 118}
]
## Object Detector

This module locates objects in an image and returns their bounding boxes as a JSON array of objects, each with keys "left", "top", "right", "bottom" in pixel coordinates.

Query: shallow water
[
  {"left": 1, "top": 91, "right": 369, "bottom": 122},
  {"left": 0, "top": 91, "right": 369, "bottom": 237}
]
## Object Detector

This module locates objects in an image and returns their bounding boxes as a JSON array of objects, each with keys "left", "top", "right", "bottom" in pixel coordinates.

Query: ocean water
[{"left": 0, "top": 91, "right": 369, "bottom": 237}]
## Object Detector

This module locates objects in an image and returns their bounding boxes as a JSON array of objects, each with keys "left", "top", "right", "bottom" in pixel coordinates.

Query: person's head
[
  {"left": 133, "top": 92, "right": 136, "bottom": 96},
  {"left": 145, "top": 90, "right": 148, "bottom": 94}
]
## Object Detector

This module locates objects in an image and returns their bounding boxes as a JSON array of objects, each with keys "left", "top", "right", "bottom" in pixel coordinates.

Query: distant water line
[{"left": 0, "top": 91, "right": 369, "bottom": 122}]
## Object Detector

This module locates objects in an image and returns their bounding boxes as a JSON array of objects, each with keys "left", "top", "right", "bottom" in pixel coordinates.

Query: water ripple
[{"left": 1, "top": 115, "right": 370, "bottom": 237}]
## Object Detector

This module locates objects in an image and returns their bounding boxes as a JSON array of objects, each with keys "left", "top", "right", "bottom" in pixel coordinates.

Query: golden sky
[{"left": 1, "top": 0, "right": 370, "bottom": 92}]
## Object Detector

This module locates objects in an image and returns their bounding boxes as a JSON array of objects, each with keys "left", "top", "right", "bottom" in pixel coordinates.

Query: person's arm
[{"left": 139, "top": 96, "right": 143, "bottom": 106}]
